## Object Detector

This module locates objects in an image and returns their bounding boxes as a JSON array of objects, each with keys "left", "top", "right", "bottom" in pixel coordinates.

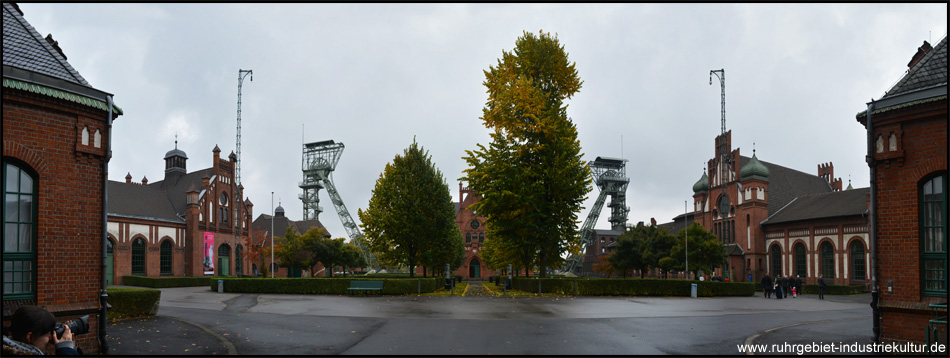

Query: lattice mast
[
  {"left": 710, "top": 69, "right": 731, "bottom": 243},
  {"left": 299, "top": 140, "right": 380, "bottom": 272},
  {"left": 236, "top": 69, "right": 252, "bottom": 186},
  {"left": 561, "top": 156, "right": 629, "bottom": 276}
]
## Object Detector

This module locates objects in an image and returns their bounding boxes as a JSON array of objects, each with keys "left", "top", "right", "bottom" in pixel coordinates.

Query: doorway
[{"left": 469, "top": 257, "right": 481, "bottom": 278}]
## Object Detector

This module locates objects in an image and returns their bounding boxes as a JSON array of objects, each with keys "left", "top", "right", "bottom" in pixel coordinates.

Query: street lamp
[{"left": 271, "top": 191, "right": 274, "bottom": 278}]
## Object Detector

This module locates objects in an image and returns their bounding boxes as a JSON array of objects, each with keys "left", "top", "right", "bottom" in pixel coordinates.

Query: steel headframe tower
[
  {"left": 561, "top": 156, "right": 629, "bottom": 276},
  {"left": 299, "top": 140, "right": 380, "bottom": 272}
]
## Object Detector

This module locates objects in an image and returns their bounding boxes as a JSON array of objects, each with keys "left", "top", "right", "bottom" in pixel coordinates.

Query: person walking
[
  {"left": 781, "top": 274, "right": 790, "bottom": 298},
  {"left": 818, "top": 274, "right": 826, "bottom": 300},
  {"left": 775, "top": 274, "right": 784, "bottom": 299},
  {"left": 761, "top": 274, "right": 772, "bottom": 298}
]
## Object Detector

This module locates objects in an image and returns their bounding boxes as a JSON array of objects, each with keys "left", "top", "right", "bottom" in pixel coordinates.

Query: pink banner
[{"left": 203, "top": 232, "right": 215, "bottom": 275}]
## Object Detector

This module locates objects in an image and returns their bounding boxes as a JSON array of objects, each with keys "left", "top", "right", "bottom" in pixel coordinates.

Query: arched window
[
  {"left": 235, "top": 245, "right": 243, "bottom": 276},
  {"left": 132, "top": 238, "right": 146, "bottom": 275},
  {"left": 921, "top": 173, "right": 947, "bottom": 296},
  {"left": 770, "top": 245, "right": 781, "bottom": 276},
  {"left": 851, "top": 241, "right": 865, "bottom": 281},
  {"left": 4, "top": 161, "right": 37, "bottom": 299},
  {"left": 465, "top": 233, "right": 471, "bottom": 244},
  {"left": 160, "top": 240, "right": 173, "bottom": 275},
  {"left": 820, "top": 242, "right": 835, "bottom": 279},
  {"left": 794, "top": 243, "right": 806, "bottom": 278}
]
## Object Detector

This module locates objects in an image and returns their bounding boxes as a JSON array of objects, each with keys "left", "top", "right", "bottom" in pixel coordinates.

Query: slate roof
[
  {"left": 251, "top": 214, "right": 331, "bottom": 244},
  {"left": 593, "top": 229, "right": 624, "bottom": 237},
  {"left": 657, "top": 212, "right": 696, "bottom": 236},
  {"left": 884, "top": 36, "right": 948, "bottom": 98},
  {"left": 148, "top": 168, "right": 213, "bottom": 216},
  {"left": 3, "top": 3, "right": 89, "bottom": 86},
  {"left": 107, "top": 181, "right": 183, "bottom": 223},
  {"left": 739, "top": 156, "right": 833, "bottom": 217},
  {"left": 762, "top": 187, "right": 869, "bottom": 225}
]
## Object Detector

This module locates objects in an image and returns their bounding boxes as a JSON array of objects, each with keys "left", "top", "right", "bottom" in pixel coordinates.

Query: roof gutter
[{"left": 856, "top": 84, "right": 947, "bottom": 119}]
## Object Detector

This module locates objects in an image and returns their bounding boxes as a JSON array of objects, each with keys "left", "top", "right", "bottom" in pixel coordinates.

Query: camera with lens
[{"left": 54, "top": 315, "right": 90, "bottom": 339}]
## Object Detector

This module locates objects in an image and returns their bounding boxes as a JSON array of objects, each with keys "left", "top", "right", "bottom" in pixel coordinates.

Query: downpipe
[
  {"left": 99, "top": 95, "right": 114, "bottom": 354},
  {"left": 866, "top": 100, "right": 880, "bottom": 343}
]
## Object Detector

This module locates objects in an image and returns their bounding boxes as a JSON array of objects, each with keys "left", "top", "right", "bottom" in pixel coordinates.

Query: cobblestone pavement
[{"left": 464, "top": 281, "right": 496, "bottom": 297}]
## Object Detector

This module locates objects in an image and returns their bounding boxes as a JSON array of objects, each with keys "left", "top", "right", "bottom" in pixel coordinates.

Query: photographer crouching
[{"left": 2, "top": 305, "right": 85, "bottom": 355}]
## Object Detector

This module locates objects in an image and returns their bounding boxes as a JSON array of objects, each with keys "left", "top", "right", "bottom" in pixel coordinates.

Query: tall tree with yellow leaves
[{"left": 463, "top": 30, "right": 591, "bottom": 278}]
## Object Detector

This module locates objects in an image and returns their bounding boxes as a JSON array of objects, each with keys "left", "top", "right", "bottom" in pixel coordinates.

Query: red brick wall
[
  {"left": 3, "top": 89, "right": 114, "bottom": 353},
  {"left": 869, "top": 97, "right": 947, "bottom": 344}
]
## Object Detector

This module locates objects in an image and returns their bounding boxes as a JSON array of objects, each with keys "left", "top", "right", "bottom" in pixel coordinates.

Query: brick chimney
[
  {"left": 141, "top": 176, "right": 148, "bottom": 185},
  {"left": 818, "top": 162, "right": 842, "bottom": 191},
  {"left": 908, "top": 40, "right": 932, "bottom": 69},
  {"left": 125, "top": 172, "right": 132, "bottom": 184}
]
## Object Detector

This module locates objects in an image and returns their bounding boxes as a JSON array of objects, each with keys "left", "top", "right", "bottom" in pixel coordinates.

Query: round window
[{"left": 220, "top": 192, "right": 228, "bottom": 206}]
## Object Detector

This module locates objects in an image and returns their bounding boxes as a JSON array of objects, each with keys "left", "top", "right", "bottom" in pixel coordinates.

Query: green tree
[
  {"left": 668, "top": 223, "right": 724, "bottom": 279},
  {"left": 339, "top": 241, "right": 367, "bottom": 276},
  {"left": 359, "top": 139, "right": 462, "bottom": 278},
  {"left": 314, "top": 237, "right": 346, "bottom": 277},
  {"left": 646, "top": 226, "right": 678, "bottom": 278},
  {"left": 462, "top": 30, "right": 590, "bottom": 278},
  {"left": 273, "top": 227, "right": 314, "bottom": 276}
]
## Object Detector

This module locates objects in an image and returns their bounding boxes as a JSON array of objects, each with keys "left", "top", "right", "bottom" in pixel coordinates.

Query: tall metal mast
[
  {"left": 236, "top": 69, "right": 252, "bottom": 187},
  {"left": 710, "top": 68, "right": 732, "bottom": 279}
]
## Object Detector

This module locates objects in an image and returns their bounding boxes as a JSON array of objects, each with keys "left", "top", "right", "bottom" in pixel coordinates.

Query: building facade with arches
[
  {"left": 107, "top": 145, "right": 253, "bottom": 284},
  {"left": 687, "top": 129, "right": 870, "bottom": 286}
]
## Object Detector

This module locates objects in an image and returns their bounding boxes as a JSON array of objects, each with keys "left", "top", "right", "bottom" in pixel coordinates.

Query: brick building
[
  {"left": 679, "top": 130, "right": 870, "bottom": 285},
  {"left": 107, "top": 144, "right": 254, "bottom": 282},
  {"left": 251, "top": 204, "right": 331, "bottom": 277},
  {"left": 453, "top": 183, "right": 497, "bottom": 280},
  {"left": 858, "top": 36, "right": 947, "bottom": 345},
  {"left": 2, "top": 2, "right": 122, "bottom": 353}
]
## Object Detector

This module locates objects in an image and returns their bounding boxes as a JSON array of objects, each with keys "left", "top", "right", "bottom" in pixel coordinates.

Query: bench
[{"left": 348, "top": 280, "right": 384, "bottom": 296}]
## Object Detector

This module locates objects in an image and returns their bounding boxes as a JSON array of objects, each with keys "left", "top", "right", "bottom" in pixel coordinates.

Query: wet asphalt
[{"left": 105, "top": 284, "right": 873, "bottom": 355}]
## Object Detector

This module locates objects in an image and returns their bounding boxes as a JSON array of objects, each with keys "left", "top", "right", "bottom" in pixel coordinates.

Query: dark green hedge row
[
  {"left": 363, "top": 273, "right": 462, "bottom": 282},
  {"left": 121, "top": 276, "right": 214, "bottom": 288},
  {"left": 802, "top": 284, "right": 867, "bottom": 295},
  {"left": 106, "top": 287, "right": 161, "bottom": 320},
  {"left": 509, "top": 277, "right": 756, "bottom": 297},
  {"left": 210, "top": 277, "right": 444, "bottom": 295}
]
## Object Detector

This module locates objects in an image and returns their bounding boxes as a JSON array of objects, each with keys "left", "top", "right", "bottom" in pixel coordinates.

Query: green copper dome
[
  {"left": 692, "top": 171, "right": 709, "bottom": 193},
  {"left": 740, "top": 154, "right": 770, "bottom": 182}
]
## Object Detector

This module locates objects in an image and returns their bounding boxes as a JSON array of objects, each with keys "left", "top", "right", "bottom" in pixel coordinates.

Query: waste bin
[
  {"left": 444, "top": 278, "right": 454, "bottom": 289},
  {"left": 691, "top": 283, "right": 697, "bottom": 298},
  {"left": 218, "top": 280, "right": 224, "bottom": 293}
]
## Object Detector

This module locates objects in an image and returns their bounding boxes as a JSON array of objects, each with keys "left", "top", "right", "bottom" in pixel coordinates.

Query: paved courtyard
[{"left": 108, "top": 285, "right": 873, "bottom": 355}]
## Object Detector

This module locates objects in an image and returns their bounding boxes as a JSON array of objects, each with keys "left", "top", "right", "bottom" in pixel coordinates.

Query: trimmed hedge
[
  {"left": 210, "top": 277, "right": 444, "bottom": 295},
  {"left": 121, "top": 276, "right": 215, "bottom": 288},
  {"left": 106, "top": 287, "right": 161, "bottom": 320},
  {"left": 802, "top": 284, "right": 867, "bottom": 295},
  {"left": 510, "top": 277, "right": 756, "bottom": 297}
]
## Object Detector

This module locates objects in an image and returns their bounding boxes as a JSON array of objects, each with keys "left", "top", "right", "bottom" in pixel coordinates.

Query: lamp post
[
  {"left": 685, "top": 200, "right": 689, "bottom": 279},
  {"left": 271, "top": 191, "right": 274, "bottom": 278}
]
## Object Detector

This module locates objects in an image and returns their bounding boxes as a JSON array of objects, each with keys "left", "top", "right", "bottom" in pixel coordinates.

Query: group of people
[
  {"left": 2, "top": 305, "right": 83, "bottom": 355},
  {"left": 760, "top": 273, "right": 803, "bottom": 299}
]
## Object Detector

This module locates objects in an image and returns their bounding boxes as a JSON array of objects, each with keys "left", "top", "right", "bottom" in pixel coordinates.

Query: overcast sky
[{"left": 18, "top": 3, "right": 947, "bottom": 239}]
